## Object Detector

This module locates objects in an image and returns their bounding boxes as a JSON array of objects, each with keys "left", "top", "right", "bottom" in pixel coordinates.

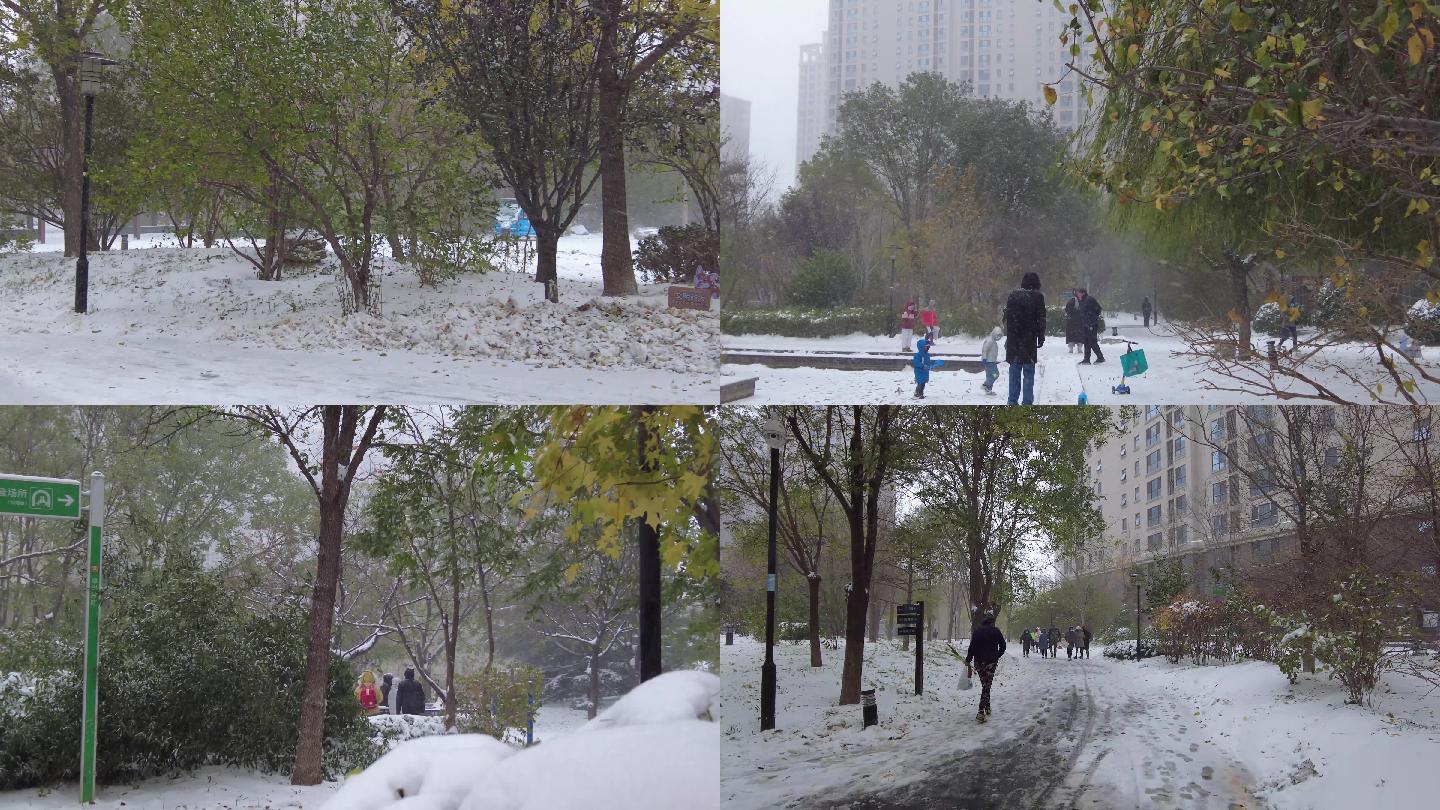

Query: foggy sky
[{"left": 721, "top": 0, "right": 827, "bottom": 194}]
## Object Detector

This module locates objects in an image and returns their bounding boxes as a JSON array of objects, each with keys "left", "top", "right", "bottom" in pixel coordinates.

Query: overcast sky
[{"left": 721, "top": 0, "right": 828, "bottom": 193}]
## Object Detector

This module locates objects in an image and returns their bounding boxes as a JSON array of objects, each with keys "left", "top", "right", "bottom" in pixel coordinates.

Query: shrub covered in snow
[
  {"left": 0, "top": 569, "right": 380, "bottom": 789},
  {"left": 1102, "top": 636, "right": 1158, "bottom": 661},
  {"left": 1405, "top": 298, "right": 1440, "bottom": 346},
  {"left": 634, "top": 224, "right": 717, "bottom": 285},
  {"left": 720, "top": 305, "right": 886, "bottom": 337},
  {"left": 1252, "top": 301, "right": 1292, "bottom": 338}
]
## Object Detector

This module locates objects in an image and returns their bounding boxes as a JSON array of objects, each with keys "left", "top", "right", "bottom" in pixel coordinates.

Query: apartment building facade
[
  {"left": 795, "top": 0, "right": 1087, "bottom": 166},
  {"left": 1069, "top": 405, "right": 1440, "bottom": 632}
]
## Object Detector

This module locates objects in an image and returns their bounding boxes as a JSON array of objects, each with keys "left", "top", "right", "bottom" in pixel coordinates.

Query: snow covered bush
[
  {"left": 785, "top": 249, "right": 855, "bottom": 308},
  {"left": 634, "top": 224, "right": 717, "bottom": 285},
  {"left": 0, "top": 569, "right": 380, "bottom": 789},
  {"left": 1102, "top": 636, "right": 1158, "bottom": 661},
  {"left": 1252, "top": 301, "right": 1291, "bottom": 338},
  {"left": 321, "top": 670, "right": 719, "bottom": 810},
  {"left": 720, "top": 305, "right": 886, "bottom": 337},
  {"left": 1405, "top": 298, "right": 1440, "bottom": 346},
  {"left": 1270, "top": 570, "right": 1415, "bottom": 704}
]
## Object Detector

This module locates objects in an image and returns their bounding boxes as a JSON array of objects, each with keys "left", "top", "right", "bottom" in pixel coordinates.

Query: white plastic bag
[{"left": 958, "top": 668, "right": 972, "bottom": 691}]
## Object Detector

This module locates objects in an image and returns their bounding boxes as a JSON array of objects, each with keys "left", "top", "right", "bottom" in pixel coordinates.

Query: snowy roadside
[
  {"left": 1111, "top": 649, "right": 1440, "bottom": 810},
  {"left": 720, "top": 314, "right": 1438, "bottom": 404},
  {"left": 721, "top": 635, "right": 1439, "bottom": 809},
  {"left": 0, "top": 233, "right": 718, "bottom": 403}
]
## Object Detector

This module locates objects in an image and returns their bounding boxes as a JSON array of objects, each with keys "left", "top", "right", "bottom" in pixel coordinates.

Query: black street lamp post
[
  {"left": 885, "top": 244, "right": 899, "bottom": 338},
  {"left": 760, "top": 416, "right": 785, "bottom": 731},
  {"left": 1130, "top": 571, "right": 1144, "bottom": 660},
  {"left": 73, "top": 51, "right": 118, "bottom": 315}
]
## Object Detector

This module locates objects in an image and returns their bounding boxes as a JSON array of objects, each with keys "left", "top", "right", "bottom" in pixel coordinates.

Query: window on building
[
  {"left": 1146, "top": 450, "right": 1161, "bottom": 474},
  {"left": 1252, "top": 501, "right": 1278, "bottom": 527},
  {"left": 1146, "top": 405, "right": 1161, "bottom": 420},
  {"left": 1120, "top": 469, "right": 1128, "bottom": 482},
  {"left": 1147, "top": 505, "right": 1162, "bottom": 526},
  {"left": 1147, "top": 478, "right": 1162, "bottom": 501},
  {"left": 1146, "top": 424, "right": 1162, "bottom": 447},
  {"left": 1148, "top": 532, "right": 1162, "bottom": 551},
  {"left": 1121, "top": 517, "right": 1128, "bottom": 531},
  {"left": 1209, "top": 418, "right": 1226, "bottom": 441},
  {"left": 1212, "top": 450, "right": 1227, "bottom": 472},
  {"left": 1121, "top": 494, "right": 1128, "bottom": 507},
  {"left": 1213, "top": 513, "right": 1229, "bottom": 535},
  {"left": 1174, "top": 465, "right": 1187, "bottom": 488},
  {"left": 1176, "top": 525, "right": 1189, "bottom": 545},
  {"left": 1212, "top": 481, "right": 1227, "bottom": 505},
  {"left": 1323, "top": 447, "right": 1340, "bottom": 468},
  {"left": 1416, "top": 419, "right": 1433, "bottom": 442}
]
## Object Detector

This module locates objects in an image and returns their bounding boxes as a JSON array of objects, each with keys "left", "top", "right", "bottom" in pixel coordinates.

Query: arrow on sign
[{"left": 59, "top": 494, "right": 75, "bottom": 507}]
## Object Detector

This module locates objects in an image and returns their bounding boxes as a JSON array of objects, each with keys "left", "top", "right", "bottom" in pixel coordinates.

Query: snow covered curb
[{"left": 1117, "top": 651, "right": 1440, "bottom": 809}]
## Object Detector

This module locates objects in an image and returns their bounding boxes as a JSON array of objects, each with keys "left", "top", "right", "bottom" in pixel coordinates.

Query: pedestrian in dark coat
[
  {"left": 379, "top": 672, "right": 395, "bottom": 713},
  {"left": 1020, "top": 628, "right": 1034, "bottom": 657},
  {"left": 1048, "top": 626, "right": 1061, "bottom": 657},
  {"left": 1081, "top": 625, "right": 1093, "bottom": 659},
  {"left": 1003, "top": 272, "right": 1047, "bottom": 405},
  {"left": 395, "top": 667, "right": 427, "bottom": 716},
  {"left": 1076, "top": 289, "right": 1106, "bottom": 364},
  {"left": 1141, "top": 296, "right": 1153, "bottom": 327},
  {"left": 1064, "top": 294, "right": 1084, "bottom": 353},
  {"left": 1037, "top": 627, "right": 1050, "bottom": 658},
  {"left": 964, "top": 615, "right": 1008, "bottom": 723}
]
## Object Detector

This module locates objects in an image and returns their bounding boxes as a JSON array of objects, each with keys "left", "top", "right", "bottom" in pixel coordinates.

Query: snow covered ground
[
  {"left": 0, "top": 231, "right": 717, "bottom": 404},
  {"left": 720, "top": 635, "right": 1440, "bottom": 809},
  {"left": 0, "top": 697, "right": 609, "bottom": 808},
  {"left": 721, "top": 313, "right": 1440, "bottom": 404}
]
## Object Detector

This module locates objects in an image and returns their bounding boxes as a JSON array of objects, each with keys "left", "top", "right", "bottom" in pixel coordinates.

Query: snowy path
[
  {"left": 722, "top": 638, "right": 1256, "bottom": 809},
  {"left": 0, "top": 332, "right": 714, "bottom": 404},
  {"left": 721, "top": 316, "right": 1439, "bottom": 404}
]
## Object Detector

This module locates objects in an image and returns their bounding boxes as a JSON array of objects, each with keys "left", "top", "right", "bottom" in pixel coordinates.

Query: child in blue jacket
[{"left": 912, "top": 338, "right": 944, "bottom": 398}]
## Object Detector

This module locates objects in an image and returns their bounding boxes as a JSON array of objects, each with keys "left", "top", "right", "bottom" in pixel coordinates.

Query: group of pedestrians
[
  {"left": 962, "top": 620, "right": 1093, "bottom": 724},
  {"left": 1019, "top": 625, "right": 1091, "bottom": 659},
  {"left": 355, "top": 667, "right": 429, "bottom": 716}
]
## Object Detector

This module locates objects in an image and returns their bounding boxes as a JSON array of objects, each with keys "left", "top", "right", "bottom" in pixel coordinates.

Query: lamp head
[{"left": 762, "top": 417, "right": 785, "bottom": 451}]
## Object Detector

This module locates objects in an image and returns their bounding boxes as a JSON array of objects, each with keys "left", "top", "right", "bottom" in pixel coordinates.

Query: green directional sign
[{"left": 0, "top": 474, "right": 82, "bottom": 520}]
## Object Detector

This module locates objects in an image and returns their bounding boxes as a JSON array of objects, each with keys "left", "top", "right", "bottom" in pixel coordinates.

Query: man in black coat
[
  {"left": 1076, "top": 288, "right": 1106, "bottom": 364},
  {"left": 379, "top": 672, "right": 394, "bottom": 714},
  {"left": 1141, "top": 296, "right": 1153, "bottom": 328},
  {"left": 395, "top": 667, "right": 427, "bottom": 716},
  {"left": 964, "top": 614, "right": 1008, "bottom": 723},
  {"left": 1081, "top": 624, "right": 1093, "bottom": 659},
  {"left": 1003, "top": 272, "right": 1047, "bottom": 405}
]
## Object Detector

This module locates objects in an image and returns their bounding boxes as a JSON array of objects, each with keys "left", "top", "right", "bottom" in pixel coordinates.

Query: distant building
[
  {"left": 720, "top": 93, "right": 752, "bottom": 163},
  {"left": 1067, "top": 405, "right": 1438, "bottom": 635},
  {"left": 794, "top": 0, "right": 1091, "bottom": 166}
]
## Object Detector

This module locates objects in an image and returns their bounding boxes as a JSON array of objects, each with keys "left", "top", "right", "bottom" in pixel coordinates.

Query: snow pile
[
  {"left": 322, "top": 670, "right": 719, "bottom": 810},
  {"left": 368, "top": 713, "right": 451, "bottom": 743},
  {"left": 0, "top": 232, "right": 718, "bottom": 402}
]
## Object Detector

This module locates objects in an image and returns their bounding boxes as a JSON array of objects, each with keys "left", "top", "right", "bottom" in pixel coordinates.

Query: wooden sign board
[{"left": 668, "top": 285, "right": 713, "bottom": 311}]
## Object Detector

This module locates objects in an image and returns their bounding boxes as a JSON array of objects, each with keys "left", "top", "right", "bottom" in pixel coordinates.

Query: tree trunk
[
  {"left": 1226, "top": 251, "right": 1254, "bottom": 360},
  {"left": 534, "top": 227, "right": 560, "bottom": 291},
  {"left": 807, "top": 574, "right": 823, "bottom": 667},
  {"left": 444, "top": 571, "right": 460, "bottom": 730},
  {"left": 839, "top": 580, "right": 869, "bottom": 705},
  {"left": 260, "top": 171, "right": 287, "bottom": 281},
  {"left": 290, "top": 469, "right": 346, "bottom": 785},
  {"left": 596, "top": 14, "right": 638, "bottom": 297},
  {"left": 587, "top": 651, "right": 601, "bottom": 720}
]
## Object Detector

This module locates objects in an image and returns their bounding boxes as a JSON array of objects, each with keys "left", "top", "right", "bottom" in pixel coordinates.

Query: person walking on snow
[
  {"left": 1064, "top": 293, "right": 1084, "bottom": 354},
  {"left": 356, "top": 670, "right": 380, "bottom": 713},
  {"left": 1036, "top": 627, "right": 1050, "bottom": 658},
  {"left": 979, "top": 326, "right": 1002, "bottom": 395},
  {"left": 900, "top": 300, "right": 919, "bottom": 351},
  {"left": 379, "top": 672, "right": 395, "bottom": 714},
  {"left": 1142, "top": 296, "right": 1153, "bottom": 328},
  {"left": 912, "top": 337, "right": 944, "bottom": 398},
  {"left": 1081, "top": 624, "right": 1093, "bottom": 659},
  {"left": 964, "top": 614, "right": 1008, "bottom": 723},
  {"left": 396, "top": 667, "right": 428, "bottom": 716},
  {"left": 1048, "top": 625, "right": 1061, "bottom": 657},
  {"left": 1020, "top": 627, "right": 1034, "bottom": 657},
  {"left": 1281, "top": 291, "right": 1302, "bottom": 351},
  {"left": 921, "top": 301, "right": 939, "bottom": 343},
  {"left": 1077, "top": 288, "right": 1106, "bottom": 364},
  {"left": 1003, "top": 272, "right": 1047, "bottom": 405}
]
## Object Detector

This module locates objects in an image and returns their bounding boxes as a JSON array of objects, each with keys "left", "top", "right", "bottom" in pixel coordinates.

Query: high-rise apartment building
[
  {"left": 721, "top": 93, "right": 753, "bottom": 163},
  {"left": 795, "top": 0, "right": 1087, "bottom": 166}
]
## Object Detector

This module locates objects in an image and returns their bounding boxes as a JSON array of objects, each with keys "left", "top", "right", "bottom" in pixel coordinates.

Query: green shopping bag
[{"left": 1121, "top": 347, "right": 1149, "bottom": 377}]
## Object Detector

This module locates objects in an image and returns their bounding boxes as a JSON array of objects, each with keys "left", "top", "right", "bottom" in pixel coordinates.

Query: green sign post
[{"left": 0, "top": 471, "right": 100, "bottom": 803}]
